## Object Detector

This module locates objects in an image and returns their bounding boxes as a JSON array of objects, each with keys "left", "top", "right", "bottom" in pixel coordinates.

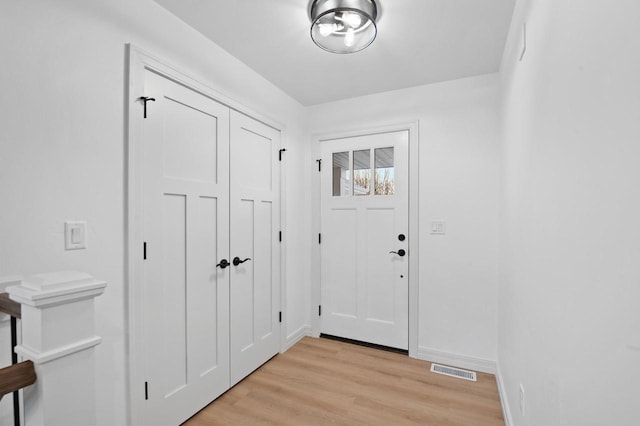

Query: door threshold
[{"left": 320, "top": 334, "right": 408, "bottom": 355}]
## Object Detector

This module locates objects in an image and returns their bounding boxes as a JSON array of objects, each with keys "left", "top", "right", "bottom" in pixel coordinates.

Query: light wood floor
[{"left": 184, "top": 337, "right": 504, "bottom": 426}]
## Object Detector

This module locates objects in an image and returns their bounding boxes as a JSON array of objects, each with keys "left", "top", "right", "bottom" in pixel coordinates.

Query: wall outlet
[
  {"left": 519, "top": 383, "right": 525, "bottom": 416},
  {"left": 430, "top": 221, "right": 446, "bottom": 235}
]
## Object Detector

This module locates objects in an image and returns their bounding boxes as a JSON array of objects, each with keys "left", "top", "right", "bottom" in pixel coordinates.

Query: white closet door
[
  {"left": 139, "top": 70, "right": 230, "bottom": 425},
  {"left": 229, "top": 111, "right": 281, "bottom": 386},
  {"left": 320, "top": 130, "right": 409, "bottom": 350}
]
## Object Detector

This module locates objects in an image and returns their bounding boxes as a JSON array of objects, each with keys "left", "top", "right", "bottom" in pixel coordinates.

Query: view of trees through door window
[
  {"left": 332, "top": 147, "right": 394, "bottom": 196},
  {"left": 374, "top": 147, "right": 394, "bottom": 195}
]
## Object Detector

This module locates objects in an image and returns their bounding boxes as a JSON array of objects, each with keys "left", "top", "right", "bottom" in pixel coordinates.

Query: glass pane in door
[
  {"left": 353, "top": 149, "right": 371, "bottom": 196},
  {"left": 374, "top": 147, "right": 394, "bottom": 195},
  {"left": 332, "top": 152, "right": 351, "bottom": 196}
]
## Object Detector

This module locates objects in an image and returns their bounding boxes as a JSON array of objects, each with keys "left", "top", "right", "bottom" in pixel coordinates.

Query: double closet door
[{"left": 138, "top": 70, "right": 280, "bottom": 425}]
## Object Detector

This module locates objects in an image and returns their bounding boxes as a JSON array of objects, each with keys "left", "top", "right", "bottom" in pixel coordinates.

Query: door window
[
  {"left": 374, "top": 147, "right": 394, "bottom": 195},
  {"left": 332, "top": 152, "right": 351, "bottom": 196},
  {"left": 332, "top": 147, "right": 394, "bottom": 196},
  {"left": 353, "top": 149, "right": 371, "bottom": 196}
]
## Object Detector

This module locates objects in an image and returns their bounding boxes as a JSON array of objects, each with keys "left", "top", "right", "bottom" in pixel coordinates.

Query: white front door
[
  {"left": 139, "top": 70, "right": 230, "bottom": 425},
  {"left": 320, "top": 130, "right": 409, "bottom": 350},
  {"left": 229, "top": 111, "right": 281, "bottom": 385}
]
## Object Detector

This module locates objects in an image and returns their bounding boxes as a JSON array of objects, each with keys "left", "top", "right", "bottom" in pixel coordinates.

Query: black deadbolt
[{"left": 398, "top": 234, "right": 406, "bottom": 241}]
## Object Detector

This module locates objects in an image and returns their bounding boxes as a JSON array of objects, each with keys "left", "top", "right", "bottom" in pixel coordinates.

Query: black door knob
[
  {"left": 398, "top": 234, "right": 406, "bottom": 241},
  {"left": 216, "top": 259, "right": 230, "bottom": 269},
  {"left": 233, "top": 256, "right": 252, "bottom": 266},
  {"left": 389, "top": 249, "right": 406, "bottom": 257}
]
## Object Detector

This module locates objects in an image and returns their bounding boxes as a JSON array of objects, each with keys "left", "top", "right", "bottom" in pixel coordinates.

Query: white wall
[
  {"left": 499, "top": 1, "right": 640, "bottom": 425},
  {"left": 0, "top": 1, "right": 309, "bottom": 424},
  {"left": 308, "top": 74, "right": 501, "bottom": 365}
]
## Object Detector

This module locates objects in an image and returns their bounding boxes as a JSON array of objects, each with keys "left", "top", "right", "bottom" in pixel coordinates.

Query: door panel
[
  {"left": 140, "top": 70, "right": 230, "bottom": 425},
  {"left": 320, "top": 130, "right": 409, "bottom": 350},
  {"left": 365, "top": 208, "right": 396, "bottom": 323},
  {"left": 324, "top": 208, "right": 358, "bottom": 318},
  {"left": 161, "top": 193, "right": 187, "bottom": 396},
  {"left": 230, "top": 112, "right": 281, "bottom": 386}
]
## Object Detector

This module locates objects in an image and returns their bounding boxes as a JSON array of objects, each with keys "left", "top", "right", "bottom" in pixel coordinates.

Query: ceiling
[{"left": 153, "top": 0, "right": 516, "bottom": 106}]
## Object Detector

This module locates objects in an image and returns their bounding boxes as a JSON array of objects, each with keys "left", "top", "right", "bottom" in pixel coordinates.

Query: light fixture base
[{"left": 310, "top": 0, "right": 378, "bottom": 54}]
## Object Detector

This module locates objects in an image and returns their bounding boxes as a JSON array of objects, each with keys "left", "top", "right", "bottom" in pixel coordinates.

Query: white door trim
[
  {"left": 310, "top": 121, "right": 419, "bottom": 358},
  {"left": 126, "top": 44, "right": 286, "bottom": 424}
]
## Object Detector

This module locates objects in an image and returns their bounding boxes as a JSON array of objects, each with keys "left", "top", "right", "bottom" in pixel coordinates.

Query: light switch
[
  {"left": 430, "top": 221, "right": 446, "bottom": 235},
  {"left": 71, "top": 227, "right": 82, "bottom": 244},
  {"left": 65, "top": 221, "right": 87, "bottom": 250}
]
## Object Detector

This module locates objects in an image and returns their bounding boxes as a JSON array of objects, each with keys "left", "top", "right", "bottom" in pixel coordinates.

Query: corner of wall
[
  {"left": 495, "top": 360, "right": 514, "bottom": 426},
  {"left": 285, "top": 325, "right": 312, "bottom": 352}
]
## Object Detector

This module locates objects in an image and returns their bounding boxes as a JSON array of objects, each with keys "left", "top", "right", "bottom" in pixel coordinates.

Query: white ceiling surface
[{"left": 153, "top": 0, "right": 516, "bottom": 106}]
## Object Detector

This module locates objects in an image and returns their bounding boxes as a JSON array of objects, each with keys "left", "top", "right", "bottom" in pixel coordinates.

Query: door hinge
[
  {"left": 279, "top": 148, "right": 287, "bottom": 161},
  {"left": 316, "top": 159, "right": 322, "bottom": 172},
  {"left": 318, "top": 233, "right": 321, "bottom": 244},
  {"left": 279, "top": 311, "right": 282, "bottom": 323},
  {"left": 138, "top": 96, "right": 156, "bottom": 119},
  {"left": 143, "top": 242, "right": 147, "bottom": 260},
  {"left": 318, "top": 305, "right": 322, "bottom": 316},
  {"left": 279, "top": 231, "right": 282, "bottom": 242},
  {"left": 144, "top": 381, "right": 149, "bottom": 400}
]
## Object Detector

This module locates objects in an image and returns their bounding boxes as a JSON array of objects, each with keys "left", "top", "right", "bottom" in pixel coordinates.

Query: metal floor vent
[{"left": 430, "top": 363, "right": 477, "bottom": 382}]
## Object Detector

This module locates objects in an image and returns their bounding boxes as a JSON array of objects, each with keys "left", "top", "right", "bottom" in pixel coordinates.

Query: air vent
[{"left": 430, "top": 363, "right": 477, "bottom": 382}]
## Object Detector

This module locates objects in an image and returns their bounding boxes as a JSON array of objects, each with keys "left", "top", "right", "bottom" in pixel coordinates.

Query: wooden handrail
[
  {"left": 0, "top": 293, "right": 21, "bottom": 319},
  {"left": 0, "top": 361, "right": 36, "bottom": 400}
]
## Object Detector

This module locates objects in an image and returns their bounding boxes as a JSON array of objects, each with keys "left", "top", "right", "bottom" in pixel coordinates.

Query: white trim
[
  {"left": 279, "top": 129, "right": 288, "bottom": 354},
  {"left": 126, "top": 44, "right": 286, "bottom": 425},
  {"left": 417, "top": 346, "right": 497, "bottom": 375},
  {"left": 6, "top": 271, "right": 106, "bottom": 308},
  {"left": 310, "top": 121, "right": 420, "bottom": 357},
  {"left": 8, "top": 285, "right": 106, "bottom": 308},
  {"left": 285, "top": 325, "right": 312, "bottom": 351},
  {"left": 310, "top": 134, "right": 322, "bottom": 338},
  {"left": 16, "top": 336, "right": 102, "bottom": 364},
  {"left": 496, "top": 361, "right": 514, "bottom": 426},
  {"left": 407, "top": 122, "right": 420, "bottom": 359}
]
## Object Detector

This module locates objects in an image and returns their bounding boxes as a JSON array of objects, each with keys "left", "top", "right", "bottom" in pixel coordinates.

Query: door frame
[
  {"left": 310, "top": 122, "right": 419, "bottom": 358},
  {"left": 126, "top": 44, "right": 287, "bottom": 424}
]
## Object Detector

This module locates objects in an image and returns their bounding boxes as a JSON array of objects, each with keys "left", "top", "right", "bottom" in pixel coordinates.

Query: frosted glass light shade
[{"left": 310, "top": 0, "right": 378, "bottom": 54}]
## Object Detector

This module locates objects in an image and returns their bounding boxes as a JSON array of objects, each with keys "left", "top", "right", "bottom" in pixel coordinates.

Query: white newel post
[{"left": 7, "top": 271, "right": 106, "bottom": 426}]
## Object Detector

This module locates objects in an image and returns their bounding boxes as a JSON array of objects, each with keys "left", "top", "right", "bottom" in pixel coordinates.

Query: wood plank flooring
[{"left": 184, "top": 337, "right": 504, "bottom": 426}]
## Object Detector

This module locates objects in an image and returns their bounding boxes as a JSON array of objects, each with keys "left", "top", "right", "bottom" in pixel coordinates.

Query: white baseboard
[
  {"left": 417, "top": 346, "right": 497, "bottom": 374},
  {"left": 284, "top": 325, "right": 311, "bottom": 351},
  {"left": 496, "top": 361, "right": 513, "bottom": 426}
]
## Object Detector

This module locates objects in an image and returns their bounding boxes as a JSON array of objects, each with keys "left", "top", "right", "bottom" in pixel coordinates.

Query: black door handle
[
  {"left": 233, "top": 257, "right": 252, "bottom": 266},
  {"left": 390, "top": 249, "right": 406, "bottom": 257},
  {"left": 216, "top": 259, "right": 230, "bottom": 269}
]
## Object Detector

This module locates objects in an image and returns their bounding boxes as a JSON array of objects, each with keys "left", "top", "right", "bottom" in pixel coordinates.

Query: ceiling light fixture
[{"left": 310, "top": 0, "right": 378, "bottom": 54}]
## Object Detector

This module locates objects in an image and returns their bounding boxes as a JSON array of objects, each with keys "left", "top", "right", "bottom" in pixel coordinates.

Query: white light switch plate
[
  {"left": 65, "top": 221, "right": 87, "bottom": 250},
  {"left": 430, "top": 221, "right": 446, "bottom": 235}
]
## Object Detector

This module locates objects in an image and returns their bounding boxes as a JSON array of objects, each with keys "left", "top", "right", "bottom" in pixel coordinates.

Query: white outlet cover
[
  {"left": 430, "top": 221, "right": 446, "bottom": 235},
  {"left": 65, "top": 221, "right": 87, "bottom": 250}
]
